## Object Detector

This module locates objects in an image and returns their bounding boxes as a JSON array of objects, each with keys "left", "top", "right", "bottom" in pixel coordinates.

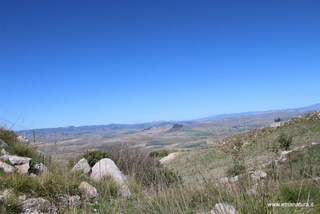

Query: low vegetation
[{"left": 0, "top": 111, "right": 320, "bottom": 213}]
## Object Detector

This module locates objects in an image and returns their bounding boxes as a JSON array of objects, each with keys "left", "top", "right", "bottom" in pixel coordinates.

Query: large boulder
[
  {"left": 79, "top": 181, "right": 98, "bottom": 202},
  {"left": 71, "top": 158, "right": 91, "bottom": 174},
  {"left": 90, "top": 158, "right": 131, "bottom": 196}
]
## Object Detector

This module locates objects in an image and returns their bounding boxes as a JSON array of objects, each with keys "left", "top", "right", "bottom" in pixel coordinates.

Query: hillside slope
[{"left": 164, "top": 111, "right": 320, "bottom": 185}]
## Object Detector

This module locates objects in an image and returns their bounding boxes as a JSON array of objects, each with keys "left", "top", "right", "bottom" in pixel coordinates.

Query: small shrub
[
  {"left": 82, "top": 150, "right": 108, "bottom": 167},
  {"left": 142, "top": 167, "right": 182, "bottom": 188},
  {"left": 278, "top": 133, "right": 292, "bottom": 151}
]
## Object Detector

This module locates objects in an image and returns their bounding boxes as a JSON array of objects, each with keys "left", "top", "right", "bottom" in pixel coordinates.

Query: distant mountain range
[
  {"left": 196, "top": 103, "right": 320, "bottom": 121},
  {"left": 16, "top": 103, "right": 320, "bottom": 159}
]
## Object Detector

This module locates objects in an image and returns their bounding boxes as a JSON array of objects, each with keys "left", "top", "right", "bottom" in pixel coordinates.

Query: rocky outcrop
[
  {"left": 72, "top": 158, "right": 91, "bottom": 174},
  {"left": 90, "top": 158, "right": 131, "bottom": 196}
]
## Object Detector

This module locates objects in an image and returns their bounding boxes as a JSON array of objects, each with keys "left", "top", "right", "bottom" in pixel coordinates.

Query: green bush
[
  {"left": 142, "top": 167, "right": 182, "bottom": 188},
  {"left": 278, "top": 132, "right": 293, "bottom": 151},
  {"left": 82, "top": 150, "right": 108, "bottom": 167}
]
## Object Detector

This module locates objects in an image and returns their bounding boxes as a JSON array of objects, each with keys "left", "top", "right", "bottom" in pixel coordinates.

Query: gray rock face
[
  {"left": 72, "top": 158, "right": 91, "bottom": 174},
  {"left": 211, "top": 203, "right": 238, "bottom": 214},
  {"left": 79, "top": 181, "right": 98, "bottom": 202},
  {"left": 0, "top": 161, "right": 16, "bottom": 173},
  {"left": 90, "top": 158, "right": 131, "bottom": 196},
  {"left": 21, "top": 197, "right": 58, "bottom": 214}
]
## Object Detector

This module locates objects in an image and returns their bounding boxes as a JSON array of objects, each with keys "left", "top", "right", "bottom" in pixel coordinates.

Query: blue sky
[{"left": 1, "top": 0, "right": 319, "bottom": 130}]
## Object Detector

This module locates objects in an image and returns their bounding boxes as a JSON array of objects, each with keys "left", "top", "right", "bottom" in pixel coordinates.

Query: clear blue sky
[{"left": 1, "top": 0, "right": 319, "bottom": 130}]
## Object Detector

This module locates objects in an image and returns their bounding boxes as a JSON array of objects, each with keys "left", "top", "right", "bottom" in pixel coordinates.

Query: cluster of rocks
[
  {"left": 0, "top": 138, "right": 47, "bottom": 175},
  {"left": 0, "top": 136, "right": 131, "bottom": 213},
  {"left": 72, "top": 157, "right": 131, "bottom": 197}
]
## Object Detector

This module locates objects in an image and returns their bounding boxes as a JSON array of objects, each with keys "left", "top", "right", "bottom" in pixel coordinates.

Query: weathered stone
[
  {"left": 251, "top": 170, "right": 267, "bottom": 181},
  {"left": 0, "top": 189, "right": 14, "bottom": 202},
  {"left": 311, "top": 142, "right": 319, "bottom": 146},
  {"left": 68, "top": 195, "right": 82, "bottom": 208},
  {"left": 0, "top": 154, "right": 11, "bottom": 161},
  {"left": 16, "top": 163, "right": 30, "bottom": 174},
  {"left": 230, "top": 176, "right": 239, "bottom": 182},
  {"left": 71, "top": 158, "right": 91, "bottom": 174},
  {"left": 211, "top": 203, "right": 238, "bottom": 214},
  {"left": 79, "top": 181, "right": 98, "bottom": 202},
  {"left": 219, "top": 177, "right": 229, "bottom": 184},
  {"left": 90, "top": 158, "right": 131, "bottom": 196},
  {"left": 21, "top": 197, "right": 58, "bottom": 214},
  {"left": 9, "top": 156, "right": 32, "bottom": 165},
  {"left": 159, "top": 152, "right": 179, "bottom": 164},
  {"left": 34, "top": 163, "right": 48, "bottom": 174},
  {"left": 0, "top": 160, "right": 16, "bottom": 173}
]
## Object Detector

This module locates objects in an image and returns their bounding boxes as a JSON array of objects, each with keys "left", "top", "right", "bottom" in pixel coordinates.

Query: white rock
[
  {"left": 211, "top": 203, "right": 238, "bottom": 214},
  {"left": 1, "top": 149, "right": 8, "bottom": 155},
  {"left": 79, "top": 181, "right": 98, "bottom": 202},
  {"left": 279, "top": 150, "right": 293, "bottom": 161},
  {"left": 68, "top": 195, "right": 81, "bottom": 208},
  {"left": 159, "top": 152, "right": 179, "bottom": 164},
  {"left": 16, "top": 163, "right": 30, "bottom": 174},
  {"left": 311, "top": 142, "right": 319, "bottom": 146},
  {"left": 0, "top": 161, "right": 16, "bottom": 173},
  {"left": 17, "top": 136, "right": 29, "bottom": 143},
  {"left": 230, "top": 176, "right": 239, "bottom": 182},
  {"left": 0, "top": 154, "right": 11, "bottom": 161},
  {"left": 21, "top": 197, "right": 58, "bottom": 214},
  {"left": 90, "top": 158, "right": 131, "bottom": 196},
  {"left": 251, "top": 170, "right": 267, "bottom": 181},
  {"left": 71, "top": 158, "right": 91, "bottom": 174},
  {"left": 34, "top": 163, "right": 48, "bottom": 174},
  {"left": 9, "top": 156, "right": 32, "bottom": 165},
  {"left": 219, "top": 177, "right": 229, "bottom": 184}
]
